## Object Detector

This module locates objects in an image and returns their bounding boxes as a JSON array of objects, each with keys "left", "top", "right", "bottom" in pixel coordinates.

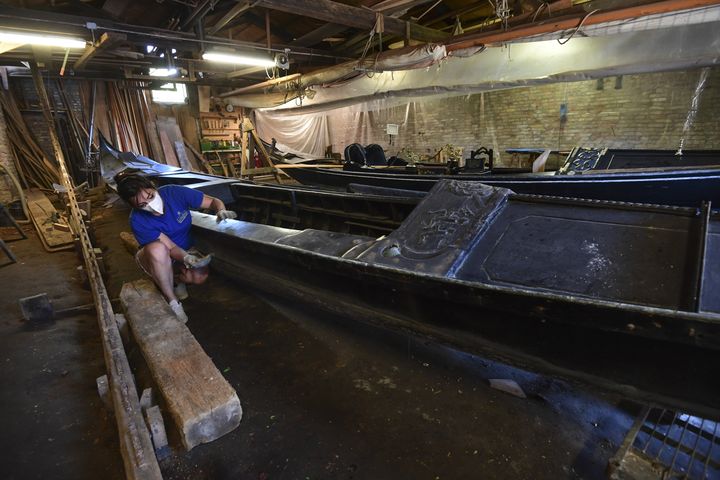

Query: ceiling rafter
[
  {"left": 252, "top": 0, "right": 448, "bottom": 43},
  {"left": 206, "top": 0, "right": 253, "bottom": 35}
]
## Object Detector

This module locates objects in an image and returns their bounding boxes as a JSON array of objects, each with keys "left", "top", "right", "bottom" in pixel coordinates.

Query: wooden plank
[
  {"left": 183, "top": 138, "right": 213, "bottom": 174},
  {"left": 145, "top": 120, "right": 165, "bottom": 164},
  {"left": 174, "top": 141, "right": 194, "bottom": 171},
  {"left": 158, "top": 130, "right": 179, "bottom": 167},
  {"left": 244, "top": 166, "right": 274, "bottom": 175},
  {"left": 255, "top": 0, "right": 448, "bottom": 43},
  {"left": 120, "top": 279, "right": 243, "bottom": 450},
  {"left": 26, "top": 188, "right": 74, "bottom": 250},
  {"left": 274, "top": 164, "right": 344, "bottom": 169}
]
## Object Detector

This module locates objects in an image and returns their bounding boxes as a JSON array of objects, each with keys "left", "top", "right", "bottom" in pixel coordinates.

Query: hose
[{"left": 0, "top": 164, "right": 31, "bottom": 224}]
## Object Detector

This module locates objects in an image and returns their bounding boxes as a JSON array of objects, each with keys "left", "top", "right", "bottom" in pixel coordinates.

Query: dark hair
[{"left": 115, "top": 172, "right": 156, "bottom": 204}]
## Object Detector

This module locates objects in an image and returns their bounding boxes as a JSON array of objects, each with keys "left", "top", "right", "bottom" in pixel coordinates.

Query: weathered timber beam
[
  {"left": 290, "top": 0, "right": 432, "bottom": 48},
  {"left": 371, "top": 0, "right": 436, "bottom": 15},
  {"left": 291, "top": 23, "right": 348, "bottom": 48},
  {"left": 253, "top": 0, "right": 448, "bottom": 43},
  {"left": 74, "top": 32, "right": 127, "bottom": 70},
  {"left": 30, "top": 60, "right": 162, "bottom": 480},
  {"left": 180, "top": 0, "right": 216, "bottom": 31}
]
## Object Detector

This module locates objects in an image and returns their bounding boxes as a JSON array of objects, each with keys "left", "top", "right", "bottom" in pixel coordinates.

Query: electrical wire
[
  {"left": 557, "top": 9, "right": 600, "bottom": 45},
  {"left": 531, "top": 2, "right": 551, "bottom": 23}
]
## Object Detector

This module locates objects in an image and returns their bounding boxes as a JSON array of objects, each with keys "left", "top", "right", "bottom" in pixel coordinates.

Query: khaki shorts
[{"left": 134, "top": 246, "right": 204, "bottom": 278}]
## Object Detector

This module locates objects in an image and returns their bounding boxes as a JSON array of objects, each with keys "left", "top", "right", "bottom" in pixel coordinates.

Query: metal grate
[{"left": 623, "top": 407, "right": 720, "bottom": 479}]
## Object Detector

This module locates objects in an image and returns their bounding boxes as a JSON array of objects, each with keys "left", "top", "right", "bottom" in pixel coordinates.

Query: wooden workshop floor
[{"left": 0, "top": 223, "right": 124, "bottom": 480}]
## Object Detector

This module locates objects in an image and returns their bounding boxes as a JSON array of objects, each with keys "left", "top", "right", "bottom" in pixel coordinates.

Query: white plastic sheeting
[
  {"left": 257, "top": 20, "right": 720, "bottom": 116},
  {"left": 518, "top": 4, "right": 720, "bottom": 42},
  {"left": 254, "top": 111, "right": 330, "bottom": 158}
]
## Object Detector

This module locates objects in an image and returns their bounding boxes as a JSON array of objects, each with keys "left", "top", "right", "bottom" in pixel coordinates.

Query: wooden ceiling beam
[
  {"left": 253, "top": 0, "right": 448, "bottom": 43},
  {"left": 74, "top": 31, "right": 127, "bottom": 69},
  {"left": 180, "top": 0, "right": 217, "bottom": 31},
  {"left": 206, "top": 0, "right": 253, "bottom": 35},
  {"left": 291, "top": 23, "right": 348, "bottom": 48}
]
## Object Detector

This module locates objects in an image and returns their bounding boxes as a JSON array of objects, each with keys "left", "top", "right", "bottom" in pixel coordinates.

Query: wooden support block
[
  {"left": 140, "top": 388, "right": 155, "bottom": 411},
  {"left": 115, "top": 313, "right": 129, "bottom": 344},
  {"left": 120, "top": 231, "right": 140, "bottom": 254},
  {"left": 145, "top": 405, "right": 170, "bottom": 457},
  {"left": 96, "top": 375, "right": 113, "bottom": 412},
  {"left": 120, "top": 279, "right": 242, "bottom": 450}
]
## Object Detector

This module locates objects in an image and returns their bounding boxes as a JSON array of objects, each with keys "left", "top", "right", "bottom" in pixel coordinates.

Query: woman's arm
[
  {"left": 200, "top": 194, "right": 225, "bottom": 212},
  {"left": 156, "top": 232, "right": 187, "bottom": 262},
  {"left": 200, "top": 194, "right": 237, "bottom": 222}
]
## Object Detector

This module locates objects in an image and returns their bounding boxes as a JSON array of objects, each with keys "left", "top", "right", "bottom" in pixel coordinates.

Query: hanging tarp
[
  {"left": 239, "top": 20, "right": 720, "bottom": 115},
  {"left": 253, "top": 111, "right": 330, "bottom": 158}
]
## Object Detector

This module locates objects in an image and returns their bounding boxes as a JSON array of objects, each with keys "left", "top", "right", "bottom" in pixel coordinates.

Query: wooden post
[{"left": 240, "top": 117, "right": 249, "bottom": 178}]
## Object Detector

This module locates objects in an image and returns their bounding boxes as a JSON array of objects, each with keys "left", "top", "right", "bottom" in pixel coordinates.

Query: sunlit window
[{"left": 149, "top": 68, "right": 186, "bottom": 104}]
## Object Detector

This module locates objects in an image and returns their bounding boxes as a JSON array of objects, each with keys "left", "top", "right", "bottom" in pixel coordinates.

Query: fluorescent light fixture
[
  {"left": 0, "top": 31, "right": 86, "bottom": 49},
  {"left": 150, "top": 68, "right": 178, "bottom": 77},
  {"left": 203, "top": 51, "right": 275, "bottom": 67}
]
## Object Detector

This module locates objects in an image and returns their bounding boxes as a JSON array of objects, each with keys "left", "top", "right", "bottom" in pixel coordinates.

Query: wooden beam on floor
[
  {"left": 120, "top": 279, "right": 243, "bottom": 451},
  {"left": 30, "top": 61, "right": 162, "bottom": 480}
]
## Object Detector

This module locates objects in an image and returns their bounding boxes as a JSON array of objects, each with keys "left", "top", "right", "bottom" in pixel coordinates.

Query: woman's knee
[{"left": 142, "top": 241, "right": 170, "bottom": 264}]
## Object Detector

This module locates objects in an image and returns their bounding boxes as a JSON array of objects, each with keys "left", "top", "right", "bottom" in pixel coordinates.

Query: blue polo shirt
[{"left": 130, "top": 185, "right": 204, "bottom": 250}]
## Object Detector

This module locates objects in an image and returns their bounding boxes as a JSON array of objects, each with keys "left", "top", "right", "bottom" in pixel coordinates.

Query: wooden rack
[{"left": 198, "top": 115, "right": 279, "bottom": 182}]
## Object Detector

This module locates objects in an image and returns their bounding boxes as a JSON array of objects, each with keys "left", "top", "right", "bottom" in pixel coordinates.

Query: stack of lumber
[{"left": 0, "top": 90, "right": 60, "bottom": 189}]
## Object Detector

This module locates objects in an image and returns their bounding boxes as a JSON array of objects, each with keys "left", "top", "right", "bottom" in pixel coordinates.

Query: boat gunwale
[{"left": 192, "top": 212, "right": 720, "bottom": 335}]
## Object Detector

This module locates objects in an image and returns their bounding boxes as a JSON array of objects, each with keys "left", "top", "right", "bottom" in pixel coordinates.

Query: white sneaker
[
  {"left": 168, "top": 300, "right": 188, "bottom": 323},
  {"left": 173, "top": 283, "right": 188, "bottom": 300}
]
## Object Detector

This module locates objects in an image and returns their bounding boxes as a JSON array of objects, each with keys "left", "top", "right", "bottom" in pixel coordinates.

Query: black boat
[
  {"left": 101, "top": 138, "right": 720, "bottom": 414},
  {"left": 189, "top": 179, "right": 720, "bottom": 415},
  {"left": 283, "top": 147, "right": 720, "bottom": 207}
]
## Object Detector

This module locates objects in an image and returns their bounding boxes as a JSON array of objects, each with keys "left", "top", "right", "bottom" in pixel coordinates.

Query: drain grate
[{"left": 610, "top": 407, "right": 720, "bottom": 479}]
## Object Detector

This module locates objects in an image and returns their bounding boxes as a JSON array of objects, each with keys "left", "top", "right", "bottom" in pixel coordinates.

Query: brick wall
[
  {"left": 0, "top": 104, "right": 16, "bottom": 204},
  {"left": 326, "top": 67, "right": 720, "bottom": 165},
  {"left": 14, "top": 79, "right": 85, "bottom": 163}
]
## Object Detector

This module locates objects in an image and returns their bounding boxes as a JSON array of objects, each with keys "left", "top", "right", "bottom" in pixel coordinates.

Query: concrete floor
[
  {"left": 0, "top": 224, "right": 124, "bottom": 480},
  {"left": 1, "top": 198, "right": 641, "bottom": 479}
]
